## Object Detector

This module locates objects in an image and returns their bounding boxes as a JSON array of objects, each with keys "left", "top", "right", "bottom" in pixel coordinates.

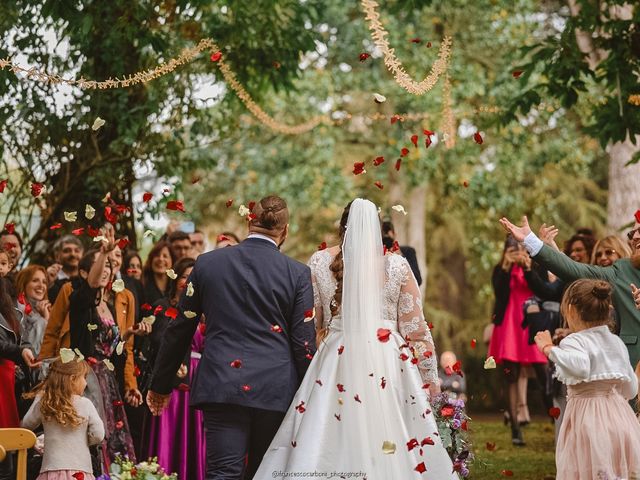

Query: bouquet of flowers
[
  {"left": 97, "top": 456, "right": 178, "bottom": 480},
  {"left": 431, "top": 392, "right": 473, "bottom": 477}
]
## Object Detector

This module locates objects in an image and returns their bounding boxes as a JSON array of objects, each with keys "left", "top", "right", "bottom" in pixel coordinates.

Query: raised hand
[
  {"left": 46, "top": 263, "right": 62, "bottom": 285},
  {"left": 534, "top": 330, "right": 554, "bottom": 355},
  {"left": 539, "top": 223, "right": 560, "bottom": 252},
  {"left": 100, "top": 224, "right": 117, "bottom": 254},
  {"left": 499, "top": 216, "right": 532, "bottom": 242}
]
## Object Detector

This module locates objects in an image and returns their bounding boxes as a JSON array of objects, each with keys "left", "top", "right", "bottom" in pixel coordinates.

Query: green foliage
[{"left": 504, "top": 0, "right": 640, "bottom": 148}]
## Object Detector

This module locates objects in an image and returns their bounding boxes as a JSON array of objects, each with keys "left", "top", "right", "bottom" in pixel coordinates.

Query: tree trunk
[{"left": 606, "top": 135, "right": 640, "bottom": 231}]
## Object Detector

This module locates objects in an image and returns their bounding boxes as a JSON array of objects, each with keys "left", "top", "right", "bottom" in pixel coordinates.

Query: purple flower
[{"left": 452, "top": 419, "right": 462, "bottom": 429}]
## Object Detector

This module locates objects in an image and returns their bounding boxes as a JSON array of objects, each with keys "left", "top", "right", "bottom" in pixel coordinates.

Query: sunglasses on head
[
  {"left": 595, "top": 249, "right": 617, "bottom": 259},
  {"left": 627, "top": 228, "right": 640, "bottom": 241}
]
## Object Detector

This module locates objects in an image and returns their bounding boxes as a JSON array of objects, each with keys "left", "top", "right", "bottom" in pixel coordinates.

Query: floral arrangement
[
  {"left": 97, "top": 456, "right": 177, "bottom": 480},
  {"left": 431, "top": 393, "right": 473, "bottom": 477}
]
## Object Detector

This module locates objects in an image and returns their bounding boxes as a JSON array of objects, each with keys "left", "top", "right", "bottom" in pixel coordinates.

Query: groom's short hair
[{"left": 251, "top": 196, "right": 289, "bottom": 232}]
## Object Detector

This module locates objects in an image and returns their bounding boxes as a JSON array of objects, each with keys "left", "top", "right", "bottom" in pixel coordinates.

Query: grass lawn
[{"left": 468, "top": 416, "right": 556, "bottom": 479}]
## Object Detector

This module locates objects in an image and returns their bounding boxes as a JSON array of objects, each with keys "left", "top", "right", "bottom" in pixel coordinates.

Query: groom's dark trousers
[{"left": 150, "top": 237, "right": 317, "bottom": 480}]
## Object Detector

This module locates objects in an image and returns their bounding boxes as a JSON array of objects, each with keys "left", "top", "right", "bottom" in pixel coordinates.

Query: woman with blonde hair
[
  {"left": 22, "top": 357, "right": 104, "bottom": 479},
  {"left": 591, "top": 235, "right": 632, "bottom": 267}
]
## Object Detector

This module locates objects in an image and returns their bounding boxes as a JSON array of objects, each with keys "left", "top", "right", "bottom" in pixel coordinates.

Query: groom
[{"left": 147, "top": 195, "right": 317, "bottom": 479}]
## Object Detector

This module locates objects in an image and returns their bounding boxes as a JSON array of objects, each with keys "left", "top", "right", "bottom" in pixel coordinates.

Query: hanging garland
[
  {"left": 441, "top": 74, "right": 456, "bottom": 149},
  {"left": 360, "top": 0, "right": 452, "bottom": 96}
]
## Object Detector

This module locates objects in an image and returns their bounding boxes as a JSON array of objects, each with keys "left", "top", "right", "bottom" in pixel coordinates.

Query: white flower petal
[
  {"left": 91, "top": 117, "right": 106, "bottom": 131},
  {"left": 85, "top": 204, "right": 95, "bottom": 220}
]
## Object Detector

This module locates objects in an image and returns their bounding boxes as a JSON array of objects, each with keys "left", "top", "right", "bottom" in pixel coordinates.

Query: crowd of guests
[
  {"left": 493, "top": 213, "right": 640, "bottom": 478},
  {"left": 0, "top": 225, "right": 240, "bottom": 480}
]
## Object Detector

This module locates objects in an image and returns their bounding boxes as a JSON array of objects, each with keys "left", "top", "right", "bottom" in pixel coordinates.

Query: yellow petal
[
  {"left": 93, "top": 235, "right": 106, "bottom": 243},
  {"left": 85, "top": 204, "right": 95, "bottom": 220},
  {"left": 373, "top": 93, "right": 386, "bottom": 103},
  {"left": 166, "top": 269, "right": 177, "bottom": 280},
  {"left": 91, "top": 117, "right": 106, "bottom": 131},
  {"left": 103, "top": 359, "right": 114, "bottom": 371},
  {"left": 111, "top": 279, "right": 125, "bottom": 293},
  {"left": 64, "top": 211, "right": 78, "bottom": 222},
  {"left": 238, "top": 205, "right": 250, "bottom": 217},
  {"left": 116, "top": 341, "right": 125, "bottom": 355},
  {"left": 73, "top": 348, "right": 85, "bottom": 362},
  {"left": 142, "top": 315, "right": 156, "bottom": 326},
  {"left": 382, "top": 441, "right": 396, "bottom": 454},
  {"left": 60, "top": 348, "right": 75, "bottom": 364},
  {"left": 391, "top": 205, "right": 408, "bottom": 215},
  {"left": 143, "top": 230, "right": 155, "bottom": 239},
  {"left": 186, "top": 282, "right": 194, "bottom": 297},
  {"left": 87, "top": 323, "right": 98, "bottom": 331},
  {"left": 484, "top": 356, "right": 497, "bottom": 369},
  {"left": 184, "top": 310, "right": 197, "bottom": 319}
]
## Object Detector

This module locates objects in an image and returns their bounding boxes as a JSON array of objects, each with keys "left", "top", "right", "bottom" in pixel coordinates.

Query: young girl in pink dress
[{"left": 535, "top": 279, "right": 640, "bottom": 480}]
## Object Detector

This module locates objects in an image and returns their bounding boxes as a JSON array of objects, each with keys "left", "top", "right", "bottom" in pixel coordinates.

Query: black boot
[{"left": 511, "top": 426, "right": 525, "bottom": 446}]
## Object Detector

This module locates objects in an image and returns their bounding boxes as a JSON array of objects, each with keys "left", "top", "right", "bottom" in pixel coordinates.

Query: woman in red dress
[{"left": 0, "top": 275, "right": 40, "bottom": 477}]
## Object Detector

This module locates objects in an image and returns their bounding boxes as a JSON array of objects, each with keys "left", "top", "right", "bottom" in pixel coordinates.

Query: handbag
[{"left": 521, "top": 297, "right": 560, "bottom": 345}]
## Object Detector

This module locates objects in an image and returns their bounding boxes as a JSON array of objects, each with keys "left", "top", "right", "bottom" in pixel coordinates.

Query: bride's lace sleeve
[
  {"left": 308, "top": 252, "right": 324, "bottom": 331},
  {"left": 396, "top": 258, "right": 439, "bottom": 389}
]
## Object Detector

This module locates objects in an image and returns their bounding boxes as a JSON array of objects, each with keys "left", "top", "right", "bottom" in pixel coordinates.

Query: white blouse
[{"left": 549, "top": 325, "right": 638, "bottom": 399}]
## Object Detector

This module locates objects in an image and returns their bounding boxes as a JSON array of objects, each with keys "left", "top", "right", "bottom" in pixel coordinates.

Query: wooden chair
[{"left": 0, "top": 428, "right": 37, "bottom": 480}]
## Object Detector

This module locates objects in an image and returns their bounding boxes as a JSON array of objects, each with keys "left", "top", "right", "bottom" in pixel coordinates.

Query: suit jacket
[
  {"left": 534, "top": 245, "right": 640, "bottom": 368},
  {"left": 151, "top": 237, "right": 317, "bottom": 412}
]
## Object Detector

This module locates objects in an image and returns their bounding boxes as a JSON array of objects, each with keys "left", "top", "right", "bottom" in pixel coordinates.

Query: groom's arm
[
  {"left": 150, "top": 265, "right": 202, "bottom": 395},
  {"left": 289, "top": 267, "right": 317, "bottom": 382}
]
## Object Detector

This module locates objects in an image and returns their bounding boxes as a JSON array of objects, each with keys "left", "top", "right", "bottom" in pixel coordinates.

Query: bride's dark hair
[{"left": 329, "top": 201, "right": 352, "bottom": 317}]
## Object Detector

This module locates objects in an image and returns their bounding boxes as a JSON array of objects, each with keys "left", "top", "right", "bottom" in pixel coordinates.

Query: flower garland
[
  {"left": 0, "top": 39, "right": 215, "bottom": 89},
  {"left": 209, "top": 45, "right": 330, "bottom": 135},
  {"left": 360, "top": 0, "right": 452, "bottom": 96},
  {"left": 441, "top": 74, "right": 456, "bottom": 149}
]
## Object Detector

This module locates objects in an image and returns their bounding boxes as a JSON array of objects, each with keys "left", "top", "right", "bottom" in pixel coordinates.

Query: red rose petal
[
  {"left": 49, "top": 223, "right": 63, "bottom": 230},
  {"left": 400, "top": 147, "right": 409, "bottom": 157},
  {"left": 87, "top": 226, "right": 100, "bottom": 237},
  {"left": 242, "top": 384, "right": 251, "bottom": 392},
  {"left": 230, "top": 359, "right": 242, "bottom": 368},
  {"left": 390, "top": 114, "right": 402, "bottom": 124},
  {"left": 318, "top": 241, "right": 327, "bottom": 251},
  {"left": 354, "top": 394, "right": 362, "bottom": 403},
  {"left": 411, "top": 135, "right": 418, "bottom": 147},
  {"left": 501, "top": 470, "right": 514, "bottom": 477},
  {"left": 295, "top": 401, "right": 306, "bottom": 413},
  {"left": 72, "top": 228, "right": 85, "bottom": 236},
  {"left": 486, "top": 442, "right": 496, "bottom": 451},
  {"left": 166, "top": 200, "right": 185, "bottom": 212},
  {"left": 271, "top": 324, "right": 283, "bottom": 333},
  {"left": 142, "top": 192, "right": 153, "bottom": 203},
  {"left": 548, "top": 406, "right": 561, "bottom": 419},
  {"left": 115, "top": 420, "right": 124, "bottom": 429},
  {"left": 410, "top": 38, "right": 421, "bottom": 44},
  {"left": 210, "top": 52, "right": 222, "bottom": 62},
  {"left": 377, "top": 328, "right": 391, "bottom": 343},
  {"left": 304, "top": 309, "right": 314, "bottom": 319},
  {"left": 4, "top": 223, "right": 15, "bottom": 234},
  {"left": 353, "top": 162, "right": 366, "bottom": 176},
  {"left": 395, "top": 159, "right": 402, "bottom": 171},
  {"left": 415, "top": 462, "right": 427, "bottom": 474},
  {"left": 426, "top": 41, "right": 432, "bottom": 48},
  {"left": 315, "top": 379, "right": 323, "bottom": 386},
  {"left": 226, "top": 199, "right": 233, "bottom": 208},
  {"left": 337, "top": 345, "right": 344, "bottom": 355},
  {"left": 359, "top": 52, "right": 370, "bottom": 62},
  {"left": 291, "top": 441, "right": 297, "bottom": 447},
  {"left": 30, "top": 183, "right": 44, "bottom": 197},
  {"left": 165, "top": 307, "right": 178, "bottom": 319},
  {"left": 248, "top": 201, "right": 256, "bottom": 211},
  {"left": 634, "top": 209, "right": 640, "bottom": 224},
  {"left": 470, "top": 338, "right": 477, "bottom": 348},
  {"left": 473, "top": 132, "right": 484, "bottom": 145},
  {"left": 334, "top": 414, "right": 341, "bottom": 421},
  {"left": 72, "top": 473, "right": 85, "bottom": 480},
  {"left": 337, "top": 383, "right": 345, "bottom": 392},
  {"left": 117, "top": 237, "right": 129, "bottom": 250},
  {"left": 112, "top": 400, "right": 124, "bottom": 407},
  {"left": 512, "top": 70, "right": 523, "bottom": 79},
  {"left": 399, "top": 353, "right": 409, "bottom": 361},
  {"left": 374, "top": 181, "right": 384, "bottom": 190},
  {"left": 421, "top": 437, "right": 435, "bottom": 446},
  {"left": 373, "top": 156, "right": 385, "bottom": 166},
  {"left": 380, "top": 377, "right": 386, "bottom": 389},
  {"left": 0, "top": 179, "right": 7, "bottom": 193},
  {"left": 141, "top": 303, "right": 152, "bottom": 311}
]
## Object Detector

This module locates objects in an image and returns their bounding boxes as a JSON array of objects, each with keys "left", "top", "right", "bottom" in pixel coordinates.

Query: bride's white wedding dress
[{"left": 254, "top": 200, "right": 458, "bottom": 480}]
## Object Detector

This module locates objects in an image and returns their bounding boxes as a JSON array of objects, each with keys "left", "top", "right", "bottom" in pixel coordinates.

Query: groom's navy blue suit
[{"left": 151, "top": 236, "right": 317, "bottom": 479}]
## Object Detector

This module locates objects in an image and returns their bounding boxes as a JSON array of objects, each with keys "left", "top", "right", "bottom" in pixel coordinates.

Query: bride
[{"left": 254, "top": 199, "right": 458, "bottom": 479}]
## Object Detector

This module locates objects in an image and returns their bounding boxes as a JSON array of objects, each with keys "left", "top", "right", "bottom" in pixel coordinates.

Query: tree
[
  {"left": 0, "top": 0, "right": 322, "bottom": 262},
  {"left": 505, "top": 0, "right": 640, "bottom": 231}
]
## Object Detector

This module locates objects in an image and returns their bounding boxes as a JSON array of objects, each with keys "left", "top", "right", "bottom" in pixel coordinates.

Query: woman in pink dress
[{"left": 489, "top": 236, "right": 549, "bottom": 446}]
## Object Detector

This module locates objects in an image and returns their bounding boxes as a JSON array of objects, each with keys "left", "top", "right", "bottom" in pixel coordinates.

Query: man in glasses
[{"left": 499, "top": 210, "right": 640, "bottom": 373}]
